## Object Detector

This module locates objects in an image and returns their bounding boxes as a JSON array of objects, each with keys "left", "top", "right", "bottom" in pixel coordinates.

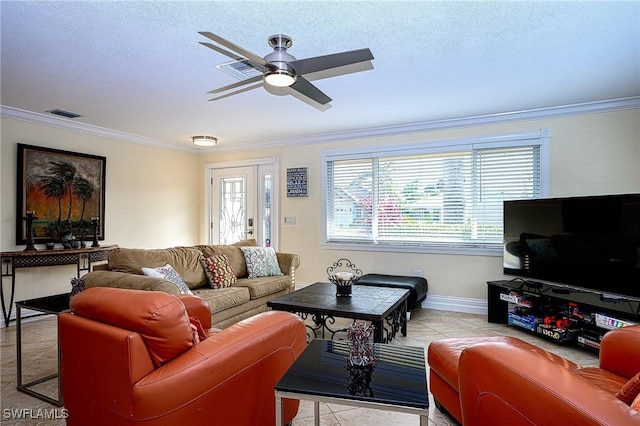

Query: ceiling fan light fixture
[
  {"left": 192, "top": 135, "right": 217, "bottom": 147},
  {"left": 200, "top": 31, "right": 373, "bottom": 107},
  {"left": 264, "top": 70, "right": 297, "bottom": 87}
]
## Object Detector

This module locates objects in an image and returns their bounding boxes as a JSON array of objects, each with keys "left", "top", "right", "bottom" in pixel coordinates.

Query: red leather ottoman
[{"left": 427, "top": 336, "right": 579, "bottom": 423}]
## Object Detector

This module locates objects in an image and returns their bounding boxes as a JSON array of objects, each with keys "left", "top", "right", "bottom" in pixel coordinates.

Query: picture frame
[
  {"left": 16, "top": 144, "right": 106, "bottom": 245},
  {"left": 287, "top": 167, "right": 308, "bottom": 197}
]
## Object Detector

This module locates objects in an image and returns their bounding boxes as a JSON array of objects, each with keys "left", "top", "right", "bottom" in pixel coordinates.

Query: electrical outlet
[
  {"left": 284, "top": 216, "right": 296, "bottom": 225},
  {"left": 413, "top": 269, "right": 423, "bottom": 277}
]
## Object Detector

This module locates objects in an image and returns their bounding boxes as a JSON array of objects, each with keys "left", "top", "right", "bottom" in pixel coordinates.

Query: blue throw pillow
[{"left": 240, "top": 247, "right": 283, "bottom": 278}]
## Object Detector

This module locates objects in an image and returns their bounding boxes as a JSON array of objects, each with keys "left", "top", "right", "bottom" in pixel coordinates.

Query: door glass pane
[
  {"left": 219, "top": 177, "right": 246, "bottom": 244},
  {"left": 262, "top": 173, "right": 272, "bottom": 247}
]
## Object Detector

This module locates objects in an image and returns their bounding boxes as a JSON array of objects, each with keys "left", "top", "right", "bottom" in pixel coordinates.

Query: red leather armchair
[
  {"left": 59, "top": 287, "right": 307, "bottom": 426},
  {"left": 457, "top": 325, "right": 640, "bottom": 425}
]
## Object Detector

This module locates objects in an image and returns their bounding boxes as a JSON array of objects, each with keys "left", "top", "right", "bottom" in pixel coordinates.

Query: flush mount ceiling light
[{"left": 192, "top": 135, "right": 217, "bottom": 147}]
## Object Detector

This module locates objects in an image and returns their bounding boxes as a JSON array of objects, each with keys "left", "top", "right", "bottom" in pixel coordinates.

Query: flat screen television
[{"left": 503, "top": 193, "right": 640, "bottom": 299}]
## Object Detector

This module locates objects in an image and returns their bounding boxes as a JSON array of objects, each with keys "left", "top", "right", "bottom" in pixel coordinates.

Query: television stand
[
  {"left": 487, "top": 280, "right": 640, "bottom": 352},
  {"left": 521, "top": 280, "right": 542, "bottom": 289}
]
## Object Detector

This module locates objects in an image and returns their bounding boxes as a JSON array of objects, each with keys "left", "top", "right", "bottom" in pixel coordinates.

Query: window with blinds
[{"left": 322, "top": 130, "right": 549, "bottom": 255}]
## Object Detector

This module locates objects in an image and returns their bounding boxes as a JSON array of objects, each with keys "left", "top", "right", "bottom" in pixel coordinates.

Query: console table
[{"left": 0, "top": 245, "right": 118, "bottom": 327}]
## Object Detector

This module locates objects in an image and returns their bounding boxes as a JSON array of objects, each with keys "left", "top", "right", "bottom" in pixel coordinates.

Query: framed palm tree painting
[{"left": 16, "top": 144, "right": 106, "bottom": 245}]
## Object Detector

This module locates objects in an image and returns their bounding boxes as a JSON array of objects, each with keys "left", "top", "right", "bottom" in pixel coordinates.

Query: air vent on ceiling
[
  {"left": 46, "top": 108, "right": 83, "bottom": 119},
  {"left": 216, "top": 59, "right": 263, "bottom": 80}
]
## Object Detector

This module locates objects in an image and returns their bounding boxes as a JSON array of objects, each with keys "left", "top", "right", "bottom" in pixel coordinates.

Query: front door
[
  {"left": 211, "top": 166, "right": 256, "bottom": 245},
  {"left": 207, "top": 160, "right": 279, "bottom": 247}
]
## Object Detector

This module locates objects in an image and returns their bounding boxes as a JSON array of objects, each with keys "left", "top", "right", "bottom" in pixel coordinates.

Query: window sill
[{"left": 321, "top": 241, "right": 502, "bottom": 257}]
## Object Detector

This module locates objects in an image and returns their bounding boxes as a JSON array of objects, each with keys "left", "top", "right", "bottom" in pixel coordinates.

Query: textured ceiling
[{"left": 1, "top": 1, "right": 639, "bottom": 151}]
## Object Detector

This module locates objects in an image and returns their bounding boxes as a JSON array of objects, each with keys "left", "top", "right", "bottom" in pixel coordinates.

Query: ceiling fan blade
[
  {"left": 208, "top": 75, "right": 263, "bottom": 94},
  {"left": 289, "top": 48, "right": 374, "bottom": 75},
  {"left": 207, "top": 82, "right": 264, "bottom": 101},
  {"left": 199, "top": 32, "right": 271, "bottom": 69},
  {"left": 200, "top": 42, "right": 251, "bottom": 64},
  {"left": 290, "top": 76, "right": 332, "bottom": 105},
  {"left": 304, "top": 60, "right": 374, "bottom": 82},
  {"left": 286, "top": 89, "right": 333, "bottom": 112}
]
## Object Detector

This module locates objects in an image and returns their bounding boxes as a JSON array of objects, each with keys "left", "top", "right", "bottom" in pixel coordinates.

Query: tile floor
[{"left": 0, "top": 308, "right": 598, "bottom": 425}]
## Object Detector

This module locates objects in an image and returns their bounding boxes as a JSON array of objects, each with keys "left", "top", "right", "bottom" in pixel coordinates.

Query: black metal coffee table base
[
  {"left": 267, "top": 282, "right": 409, "bottom": 343},
  {"left": 300, "top": 305, "right": 407, "bottom": 343}
]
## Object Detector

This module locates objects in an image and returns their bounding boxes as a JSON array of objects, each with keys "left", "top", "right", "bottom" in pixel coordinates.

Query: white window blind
[{"left": 323, "top": 131, "right": 548, "bottom": 254}]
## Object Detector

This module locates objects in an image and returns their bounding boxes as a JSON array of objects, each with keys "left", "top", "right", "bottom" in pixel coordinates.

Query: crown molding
[
  {"left": 224, "top": 96, "right": 639, "bottom": 153},
  {"left": 0, "top": 106, "right": 198, "bottom": 153},
  {"left": 2, "top": 97, "right": 638, "bottom": 154}
]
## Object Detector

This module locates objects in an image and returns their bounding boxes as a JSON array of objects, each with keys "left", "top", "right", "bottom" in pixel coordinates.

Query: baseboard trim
[{"left": 422, "top": 295, "right": 488, "bottom": 315}]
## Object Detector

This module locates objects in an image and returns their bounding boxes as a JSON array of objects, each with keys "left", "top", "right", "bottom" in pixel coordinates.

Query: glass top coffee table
[
  {"left": 275, "top": 339, "right": 428, "bottom": 425},
  {"left": 267, "top": 282, "right": 409, "bottom": 343}
]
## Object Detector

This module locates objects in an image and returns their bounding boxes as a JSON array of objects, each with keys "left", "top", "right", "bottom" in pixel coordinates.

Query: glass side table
[
  {"left": 275, "top": 339, "right": 428, "bottom": 426},
  {"left": 16, "top": 293, "right": 71, "bottom": 407}
]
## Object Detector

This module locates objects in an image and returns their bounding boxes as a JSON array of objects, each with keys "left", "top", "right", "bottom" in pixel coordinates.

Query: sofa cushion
[
  {"left": 200, "top": 254, "right": 237, "bottom": 289},
  {"left": 230, "top": 238, "right": 259, "bottom": 248},
  {"left": 235, "top": 276, "right": 291, "bottom": 299},
  {"left": 84, "top": 270, "right": 183, "bottom": 295},
  {"left": 108, "top": 247, "right": 207, "bottom": 289},
  {"left": 198, "top": 239, "right": 258, "bottom": 278},
  {"left": 240, "top": 246, "right": 283, "bottom": 278},
  {"left": 70, "top": 287, "right": 194, "bottom": 367},
  {"left": 142, "top": 264, "right": 193, "bottom": 295},
  {"left": 192, "top": 286, "right": 250, "bottom": 314}
]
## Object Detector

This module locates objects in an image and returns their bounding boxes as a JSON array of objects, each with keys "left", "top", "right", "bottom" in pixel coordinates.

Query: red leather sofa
[
  {"left": 429, "top": 325, "right": 640, "bottom": 425},
  {"left": 59, "top": 287, "right": 307, "bottom": 425}
]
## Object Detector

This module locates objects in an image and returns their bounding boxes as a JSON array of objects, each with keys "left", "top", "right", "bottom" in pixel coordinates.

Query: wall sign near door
[{"left": 286, "top": 167, "right": 308, "bottom": 197}]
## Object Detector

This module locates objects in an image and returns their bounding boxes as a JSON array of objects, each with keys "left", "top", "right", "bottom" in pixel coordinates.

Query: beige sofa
[{"left": 84, "top": 239, "right": 300, "bottom": 329}]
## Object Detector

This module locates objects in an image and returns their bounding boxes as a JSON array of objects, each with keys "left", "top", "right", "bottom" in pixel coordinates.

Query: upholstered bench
[
  {"left": 356, "top": 273, "right": 428, "bottom": 309},
  {"left": 427, "top": 336, "right": 580, "bottom": 424}
]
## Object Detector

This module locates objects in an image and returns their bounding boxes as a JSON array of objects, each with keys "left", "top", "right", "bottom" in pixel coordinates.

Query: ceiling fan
[{"left": 199, "top": 32, "right": 374, "bottom": 107}]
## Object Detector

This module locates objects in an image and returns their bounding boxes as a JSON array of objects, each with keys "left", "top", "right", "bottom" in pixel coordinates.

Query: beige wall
[
  {"left": 1, "top": 118, "right": 201, "bottom": 304},
  {"left": 202, "top": 109, "right": 640, "bottom": 300},
  {"left": 1, "top": 108, "right": 638, "bottom": 312}
]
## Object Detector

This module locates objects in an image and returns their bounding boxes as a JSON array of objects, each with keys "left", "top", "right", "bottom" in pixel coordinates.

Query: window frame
[{"left": 321, "top": 129, "right": 550, "bottom": 256}]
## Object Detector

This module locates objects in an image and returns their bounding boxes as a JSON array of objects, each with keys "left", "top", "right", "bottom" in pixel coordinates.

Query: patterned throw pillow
[
  {"left": 141, "top": 264, "right": 193, "bottom": 295},
  {"left": 200, "top": 254, "right": 237, "bottom": 289},
  {"left": 240, "top": 246, "right": 283, "bottom": 279}
]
